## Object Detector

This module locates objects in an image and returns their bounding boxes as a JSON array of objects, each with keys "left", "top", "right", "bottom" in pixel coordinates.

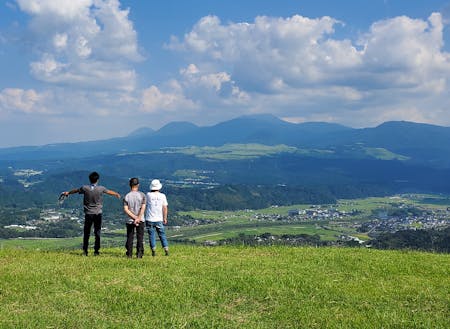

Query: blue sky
[{"left": 1, "top": 0, "right": 450, "bottom": 147}]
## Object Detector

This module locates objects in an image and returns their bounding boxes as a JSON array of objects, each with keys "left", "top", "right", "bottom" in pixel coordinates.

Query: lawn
[{"left": 0, "top": 246, "right": 448, "bottom": 328}]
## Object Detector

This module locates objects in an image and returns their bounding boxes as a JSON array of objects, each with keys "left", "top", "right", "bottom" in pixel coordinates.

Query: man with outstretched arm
[{"left": 62, "top": 171, "right": 121, "bottom": 256}]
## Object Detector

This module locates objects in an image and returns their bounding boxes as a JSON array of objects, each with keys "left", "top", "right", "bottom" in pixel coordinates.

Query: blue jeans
[{"left": 146, "top": 221, "right": 168, "bottom": 250}]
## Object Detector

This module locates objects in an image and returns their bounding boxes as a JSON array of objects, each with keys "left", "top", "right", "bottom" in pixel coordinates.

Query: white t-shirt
[{"left": 144, "top": 191, "right": 168, "bottom": 222}]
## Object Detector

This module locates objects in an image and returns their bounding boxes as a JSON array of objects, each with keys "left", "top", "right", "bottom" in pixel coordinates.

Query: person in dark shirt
[{"left": 62, "top": 172, "right": 120, "bottom": 256}]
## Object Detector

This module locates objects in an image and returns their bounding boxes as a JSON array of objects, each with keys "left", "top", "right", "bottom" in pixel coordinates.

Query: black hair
[
  {"left": 89, "top": 172, "right": 100, "bottom": 184},
  {"left": 129, "top": 177, "right": 139, "bottom": 187}
]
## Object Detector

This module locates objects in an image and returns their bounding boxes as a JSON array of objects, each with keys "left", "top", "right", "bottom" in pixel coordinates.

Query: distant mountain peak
[
  {"left": 156, "top": 121, "right": 199, "bottom": 136},
  {"left": 375, "top": 120, "right": 444, "bottom": 129},
  {"left": 128, "top": 127, "right": 154, "bottom": 137},
  {"left": 217, "top": 113, "right": 289, "bottom": 127},
  {"left": 238, "top": 113, "right": 282, "bottom": 121}
]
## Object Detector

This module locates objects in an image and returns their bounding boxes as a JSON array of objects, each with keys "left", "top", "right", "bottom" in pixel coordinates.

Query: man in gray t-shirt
[
  {"left": 123, "top": 177, "right": 146, "bottom": 258},
  {"left": 80, "top": 184, "right": 107, "bottom": 215},
  {"left": 63, "top": 171, "right": 121, "bottom": 256}
]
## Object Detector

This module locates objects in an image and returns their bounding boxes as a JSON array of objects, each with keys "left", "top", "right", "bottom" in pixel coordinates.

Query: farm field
[
  {"left": 2, "top": 194, "right": 449, "bottom": 249},
  {"left": 167, "top": 194, "right": 450, "bottom": 244},
  {"left": 0, "top": 246, "right": 449, "bottom": 328}
]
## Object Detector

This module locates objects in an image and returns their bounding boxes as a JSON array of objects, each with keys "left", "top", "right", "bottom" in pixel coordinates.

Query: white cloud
[
  {"left": 0, "top": 86, "right": 142, "bottom": 123},
  {"left": 75, "top": 36, "right": 92, "bottom": 58},
  {"left": 141, "top": 84, "right": 197, "bottom": 113},
  {"left": 359, "top": 13, "right": 450, "bottom": 87},
  {"left": 4, "top": 7, "right": 450, "bottom": 147},
  {"left": 16, "top": 0, "right": 142, "bottom": 91},
  {"left": 30, "top": 54, "right": 67, "bottom": 78},
  {"left": 139, "top": 63, "right": 249, "bottom": 122},
  {"left": 168, "top": 15, "right": 358, "bottom": 91},
  {"left": 16, "top": 0, "right": 92, "bottom": 20},
  {"left": 165, "top": 13, "right": 450, "bottom": 127},
  {"left": 180, "top": 65, "right": 250, "bottom": 106},
  {"left": 181, "top": 64, "right": 231, "bottom": 92},
  {"left": 30, "top": 56, "right": 136, "bottom": 91},
  {"left": 53, "top": 33, "right": 68, "bottom": 51},
  {"left": 0, "top": 88, "right": 50, "bottom": 114}
]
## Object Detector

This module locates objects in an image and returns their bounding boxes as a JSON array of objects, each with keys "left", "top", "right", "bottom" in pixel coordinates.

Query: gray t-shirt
[
  {"left": 79, "top": 184, "right": 107, "bottom": 215},
  {"left": 124, "top": 191, "right": 146, "bottom": 224}
]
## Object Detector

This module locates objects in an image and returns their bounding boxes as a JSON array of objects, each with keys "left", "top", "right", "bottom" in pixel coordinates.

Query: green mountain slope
[{"left": 1, "top": 116, "right": 449, "bottom": 168}]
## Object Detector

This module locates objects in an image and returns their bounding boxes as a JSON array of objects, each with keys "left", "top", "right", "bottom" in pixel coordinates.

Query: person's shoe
[
  {"left": 164, "top": 249, "right": 169, "bottom": 256},
  {"left": 151, "top": 250, "right": 156, "bottom": 257},
  {"left": 83, "top": 250, "right": 88, "bottom": 256},
  {"left": 94, "top": 251, "right": 100, "bottom": 256}
]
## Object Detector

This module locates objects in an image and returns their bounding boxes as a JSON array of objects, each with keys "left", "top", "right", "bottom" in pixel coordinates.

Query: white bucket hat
[{"left": 150, "top": 179, "right": 162, "bottom": 191}]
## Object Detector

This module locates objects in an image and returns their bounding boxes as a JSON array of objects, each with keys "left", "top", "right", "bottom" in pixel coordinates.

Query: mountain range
[
  {"left": 1, "top": 114, "right": 450, "bottom": 168},
  {"left": 1, "top": 114, "right": 450, "bottom": 210}
]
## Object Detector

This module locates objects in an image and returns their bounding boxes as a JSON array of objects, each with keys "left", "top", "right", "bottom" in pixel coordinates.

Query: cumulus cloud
[
  {"left": 359, "top": 13, "right": 449, "bottom": 88},
  {"left": 141, "top": 83, "right": 197, "bottom": 114},
  {"left": 4, "top": 5, "right": 450, "bottom": 146},
  {"left": 0, "top": 88, "right": 50, "bottom": 114},
  {"left": 0, "top": 86, "right": 139, "bottom": 146},
  {"left": 140, "top": 63, "right": 249, "bottom": 122},
  {"left": 16, "top": 0, "right": 142, "bottom": 91},
  {"left": 180, "top": 64, "right": 249, "bottom": 101},
  {"left": 166, "top": 13, "right": 450, "bottom": 127},
  {"left": 0, "top": 85, "right": 141, "bottom": 123},
  {"left": 168, "top": 15, "right": 359, "bottom": 91}
]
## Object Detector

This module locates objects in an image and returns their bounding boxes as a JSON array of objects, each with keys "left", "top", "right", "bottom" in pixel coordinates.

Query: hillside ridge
[{"left": 1, "top": 115, "right": 449, "bottom": 167}]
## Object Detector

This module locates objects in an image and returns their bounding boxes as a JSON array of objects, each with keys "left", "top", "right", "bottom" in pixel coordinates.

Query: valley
[
  {"left": 2, "top": 194, "right": 449, "bottom": 253},
  {"left": 1, "top": 116, "right": 450, "bottom": 251}
]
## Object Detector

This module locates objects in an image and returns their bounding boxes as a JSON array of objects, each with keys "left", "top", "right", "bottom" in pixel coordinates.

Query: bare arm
[
  {"left": 163, "top": 205, "right": 168, "bottom": 225},
  {"left": 105, "top": 189, "right": 121, "bottom": 199},
  {"left": 63, "top": 188, "right": 80, "bottom": 196},
  {"left": 124, "top": 204, "right": 139, "bottom": 222},
  {"left": 137, "top": 203, "right": 146, "bottom": 223}
]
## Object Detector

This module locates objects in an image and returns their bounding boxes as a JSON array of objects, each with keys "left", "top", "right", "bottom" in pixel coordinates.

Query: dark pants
[
  {"left": 125, "top": 223, "right": 145, "bottom": 258},
  {"left": 83, "top": 213, "right": 102, "bottom": 253}
]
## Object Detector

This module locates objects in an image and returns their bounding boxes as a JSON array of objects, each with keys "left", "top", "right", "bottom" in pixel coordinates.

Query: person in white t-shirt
[{"left": 144, "top": 179, "right": 169, "bottom": 256}]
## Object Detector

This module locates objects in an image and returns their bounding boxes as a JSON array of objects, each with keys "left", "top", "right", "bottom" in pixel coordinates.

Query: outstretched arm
[
  {"left": 62, "top": 188, "right": 80, "bottom": 196},
  {"left": 105, "top": 189, "right": 121, "bottom": 199}
]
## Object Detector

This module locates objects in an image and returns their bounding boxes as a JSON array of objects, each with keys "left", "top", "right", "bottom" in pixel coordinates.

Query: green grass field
[
  {"left": 168, "top": 221, "right": 345, "bottom": 242},
  {"left": 0, "top": 246, "right": 449, "bottom": 328},
  {"left": 170, "top": 195, "right": 450, "bottom": 244},
  {"left": 163, "top": 143, "right": 409, "bottom": 161},
  {"left": 166, "top": 143, "right": 298, "bottom": 160}
]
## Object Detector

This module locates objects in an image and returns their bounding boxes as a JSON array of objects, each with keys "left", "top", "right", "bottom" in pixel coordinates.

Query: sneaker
[
  {"left": 94, "top": 251, "right": 100, "bottom": 256},
  {"left": 151, "top": 250, "right": 156, "bottom": 257},
  {"left": 83, "top": 250, "right": 88, "bottom": 256},
  {"left": 165, "top": 249, "right": 169, "bottom": 256}
]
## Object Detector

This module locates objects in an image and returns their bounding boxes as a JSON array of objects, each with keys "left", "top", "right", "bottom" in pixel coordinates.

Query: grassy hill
[{"left": 0, "top": 246, "right": 449, "bottom": 328}]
